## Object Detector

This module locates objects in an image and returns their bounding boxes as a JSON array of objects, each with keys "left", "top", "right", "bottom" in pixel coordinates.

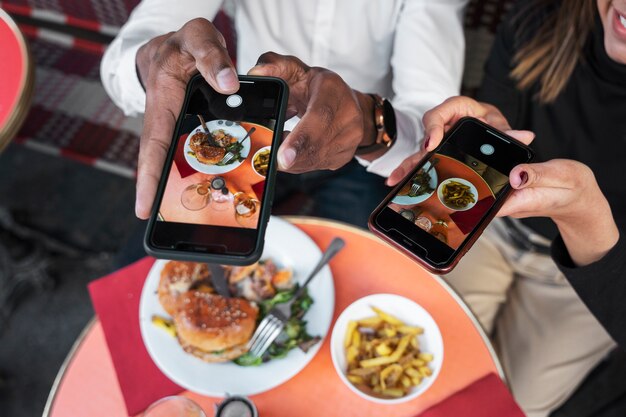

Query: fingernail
[
  {"left": 518, "top": 171, "right": 528, "bottom": 187},
  {"left": 216, "top": 68, "right": 238, "bottom": 91},
  {"left": 423, "top": 136, "right": 430, "bottom": 150},
  {"left": 278, "top": 147, "right": 296, "bottom": 169}
]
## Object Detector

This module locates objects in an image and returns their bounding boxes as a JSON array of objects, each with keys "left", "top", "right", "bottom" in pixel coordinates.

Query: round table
[
  {"left": 44, "top": 217, "right": 504, "bottom": 417},
  {"left": 0, "top": 8, "right": 34, "bottom": 151}
]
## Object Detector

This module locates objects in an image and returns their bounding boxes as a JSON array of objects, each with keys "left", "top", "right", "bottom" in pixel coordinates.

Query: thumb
[
  {"left": 504, "top": 129, "right": 535, "bottom": 146},
  {"left": 276, "top": 130, "right": 296, "bottom": 171}
]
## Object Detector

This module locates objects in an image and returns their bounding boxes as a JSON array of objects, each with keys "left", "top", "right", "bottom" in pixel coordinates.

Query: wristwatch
[{"left": 355, "top": 94, "right": 397, "bottom": 155}]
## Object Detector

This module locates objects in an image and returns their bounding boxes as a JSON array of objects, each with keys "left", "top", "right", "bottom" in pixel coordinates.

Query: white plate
[
  {"left": 183, "top": 120, "right": 251, "bottom": 175},
  {"left": 139, "top": 216, "right": 335, "bottom": 396},
  {"left": 392, "top": 161, "right": 438, "bottom": 206},
  {"left": 437, "top": 177, "right": 478, "bottom": 211},
  {"left": 330, "top": 294, "right": 444, "bottom": 404}
]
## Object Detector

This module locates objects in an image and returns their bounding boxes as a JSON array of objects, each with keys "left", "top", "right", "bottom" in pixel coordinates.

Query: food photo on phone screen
[
  {"left": 387, "top": 140, "right": 510, "bottom": 251},
  {"left": 158, "top": 82, "right": 277, "bottom": 230}
]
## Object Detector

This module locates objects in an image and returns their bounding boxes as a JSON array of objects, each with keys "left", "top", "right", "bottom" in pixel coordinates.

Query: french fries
[
  {"left": 152, "top": 315, "right": 177, "bottom": 338},
  {"left": 344, "top": 306, "right": 434, "bottom": 399}
]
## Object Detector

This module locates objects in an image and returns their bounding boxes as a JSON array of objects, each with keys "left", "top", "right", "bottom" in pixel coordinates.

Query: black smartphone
[
  {"left": 369, "top": 117, "right": 534, "bottom": 274},
  {"left": 144, "top": 74, "right": 288, "bottom": 265}
]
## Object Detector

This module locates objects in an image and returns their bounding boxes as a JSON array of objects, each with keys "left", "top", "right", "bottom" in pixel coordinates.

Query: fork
[
  {"left": 220, "top": 127, "right": 256, "bottom": 165},
  {"left": 246, "top": 237, "right": 345, "bottom": 358},
  {"left": 409, "top": 183, "right": 420, "bottom": 196}
]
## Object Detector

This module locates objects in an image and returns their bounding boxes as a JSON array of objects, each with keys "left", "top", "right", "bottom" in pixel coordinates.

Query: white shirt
[{"left": 101, "top": 0, "right": 466, "bottom": 177}]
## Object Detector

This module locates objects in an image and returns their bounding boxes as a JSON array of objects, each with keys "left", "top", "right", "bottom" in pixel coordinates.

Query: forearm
[
  {"left": 554, "top": 200, "right": 619, "bottom": 266},
  {"left": 354, "top": 0, "right": 465, "bottom": 176}
]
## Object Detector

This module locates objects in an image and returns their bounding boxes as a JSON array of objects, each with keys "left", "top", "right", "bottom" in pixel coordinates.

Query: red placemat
[
  {"left": 417, "top": 373, "right": 524, "bottom": 417},
  {"left": 88, "top": 258, "right": 182, "bottom": 416}
]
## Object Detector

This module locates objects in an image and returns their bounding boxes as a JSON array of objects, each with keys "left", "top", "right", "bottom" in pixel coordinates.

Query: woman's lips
[{"left": 612, "top": 8, "right": 626, "bottom": 40}]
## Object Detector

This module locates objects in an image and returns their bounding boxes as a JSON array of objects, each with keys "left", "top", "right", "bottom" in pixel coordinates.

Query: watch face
[{"left": 382, "top": 99, "right": 397, "bottom": 140}]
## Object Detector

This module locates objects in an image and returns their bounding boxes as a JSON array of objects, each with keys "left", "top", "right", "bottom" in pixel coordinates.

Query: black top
[{"left": 478, "top": 2, "right": 626, "bottom": 346}]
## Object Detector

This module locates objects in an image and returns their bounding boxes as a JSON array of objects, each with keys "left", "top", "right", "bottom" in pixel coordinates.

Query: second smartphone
[
  {"left": 369, "top": 117, "right": 534, "bottom": 274},
  {"left": 145, "top": 74, "right": 288, "bottom": 265}
]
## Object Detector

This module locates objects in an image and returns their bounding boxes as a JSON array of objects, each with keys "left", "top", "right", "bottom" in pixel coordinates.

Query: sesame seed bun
[
  {"left": 173, "top": 291, "right": 258, "bottom": 362},
  {"left": 158, "top": 261, "right": 211, "bottom": 316}
]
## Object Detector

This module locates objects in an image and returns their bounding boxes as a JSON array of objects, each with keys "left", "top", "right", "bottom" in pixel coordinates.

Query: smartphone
[
  {"left": 369, "top": 117, "right": 534, "bottom": 274},
  {"left": 144, "top": 73, "right": 288, "bottom": 265}
]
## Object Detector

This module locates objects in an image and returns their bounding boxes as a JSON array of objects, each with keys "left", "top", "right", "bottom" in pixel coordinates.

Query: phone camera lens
[
  {"left": 480, "top": 144, "right": 495, "bottom": 155},
  {"left": 226, "top": 94, "right": 243, "bottom": 108}
]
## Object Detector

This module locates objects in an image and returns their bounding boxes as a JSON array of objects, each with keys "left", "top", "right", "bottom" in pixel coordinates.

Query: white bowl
[
  {"left": 252, "top": 146, "right": 272, "bottom": 177},
  {"left": 437, "top": 178, "right": 478, "bottom": 211},
  {"left": 330, "top": 294, "right": 444, "bottom": 404}
]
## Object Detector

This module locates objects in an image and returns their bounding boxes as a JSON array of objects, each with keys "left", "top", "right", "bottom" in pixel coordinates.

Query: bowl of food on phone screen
[{"left": 437, "top": 178, "right": 478, "bottom": 211}]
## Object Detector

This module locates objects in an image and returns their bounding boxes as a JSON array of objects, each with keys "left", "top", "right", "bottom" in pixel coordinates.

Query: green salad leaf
[{"left": 234, "top": 286, "right": 320, "bottom": 367}]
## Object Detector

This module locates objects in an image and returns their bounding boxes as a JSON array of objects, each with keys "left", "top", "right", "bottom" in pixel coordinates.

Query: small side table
[{"left": 0, "top": 7, "right": 34, "bottom": 151}]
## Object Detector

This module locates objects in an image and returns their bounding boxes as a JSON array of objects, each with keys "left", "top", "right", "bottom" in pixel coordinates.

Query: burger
[
  {"left": 173, "top": 291, "right": 258, "bottom": 363},
  {"left": 158, "top": 261, "right": 212, "bottom": 316}
]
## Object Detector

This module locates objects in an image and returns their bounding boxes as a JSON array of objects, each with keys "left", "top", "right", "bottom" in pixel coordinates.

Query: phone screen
[
  {"left": 148, "top": 76, "right": 285, "bottom": 256},
  {"left": 387, "top": 140, "right": 509, "bottom": 250},
  {"left": 372, "top": 118, "right": 533, "bottom": 269}
]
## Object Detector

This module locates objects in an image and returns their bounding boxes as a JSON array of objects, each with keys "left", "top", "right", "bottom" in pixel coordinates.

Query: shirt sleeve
[
  {"left": 552, "top": 232, "right": 626, "bottom": 346},
  {"left": 357, "top": 0, "right": 467, "bottom": 178},
  {"left": 100, "top": 0, "right": 224, "bottom": 116}
]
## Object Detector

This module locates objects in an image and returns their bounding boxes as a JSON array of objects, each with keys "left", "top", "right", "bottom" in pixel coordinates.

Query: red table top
[
  {"left": 0, "top": 8, "right": 32, "bottom": 145},
  {"left": 44, "top": 217, "right": 504, "bottom": 417}
]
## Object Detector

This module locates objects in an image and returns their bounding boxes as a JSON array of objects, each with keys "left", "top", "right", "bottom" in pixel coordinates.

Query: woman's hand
[
  {"left": 501, "top": 159, "right": 619, "bottom": 266},
  {"left": 386, "top": 96, "right": 534, "bottom": 186},
  {"left": 386, "top": 96, "right": 619, "bottom": 266}
]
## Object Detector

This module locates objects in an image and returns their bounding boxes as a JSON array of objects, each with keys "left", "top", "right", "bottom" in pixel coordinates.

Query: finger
[
  {"left": 509, "top": 159, "right": 585, "bottom": 190},
  {"left": 280, "top": 73, "right": 360, "bottom": 173},
  {"left": 496, "top": 188, "right": 543, "bottom": 218},
  {"left": 422, "top": 97, "right": 511, "bottom": 151},
  {"left": 137, "top": 79, "right": 187, "bottom": 219},
  {"left": 504, "top": 129, "right": 535, "bottom": 146},
  {"left": 276, "top": 131, "right": 296, "bottom": 171},
  {"left": 248, "top": 51, "right": 309, "bottom": 85},
  {"left": 481, "top": 103, "right": 512, "bottom": 131},
  {"left": 386, "top": 151, "right": 427, "bottom": 186},
  {"left": 177, "top": 18, "right": 238, "bottom": 94},
  {"left": 248, "top": 52, "right": 310, "bottom": 113}
]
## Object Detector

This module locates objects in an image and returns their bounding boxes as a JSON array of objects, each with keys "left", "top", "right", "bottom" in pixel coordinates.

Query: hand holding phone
[
  {"left": 135, "top": 18, "right": 239, "bottom": 220},
  {"left": 144, "top": 74, "right": 288, "bottom": 265},
  {"left": 369, "top": 117, "right": 534, "bottom": 274}
]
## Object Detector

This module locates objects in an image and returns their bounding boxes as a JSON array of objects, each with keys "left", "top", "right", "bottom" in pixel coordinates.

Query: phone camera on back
[
  {"left": 226, "top": 94, "right": 243, "bottom": 108},
  {"left": 480, "top": 143, "right": 495, "bottom": 155}
]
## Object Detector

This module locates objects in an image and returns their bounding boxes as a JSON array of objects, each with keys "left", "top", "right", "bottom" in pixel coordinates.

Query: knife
[{"left": 208, "top": 263, "right": 231, "bottom": 298}]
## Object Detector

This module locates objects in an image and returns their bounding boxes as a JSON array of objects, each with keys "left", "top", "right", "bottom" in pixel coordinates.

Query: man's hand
[
  {"left": 248, "top": 52, "right": 379, "bottom": 173},
  {"left": 135, "top": 18, "right": 238, "bottom": 219}
]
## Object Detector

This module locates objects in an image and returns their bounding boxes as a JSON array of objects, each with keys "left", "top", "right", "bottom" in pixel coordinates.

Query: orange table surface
[{"left": 45, "top": 217, "right": 503, "bottom": 417}]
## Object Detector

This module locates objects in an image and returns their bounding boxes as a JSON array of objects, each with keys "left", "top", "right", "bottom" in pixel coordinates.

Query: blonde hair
[{"left": 511, "top": 0, "right": 596, "bottom": 103}]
